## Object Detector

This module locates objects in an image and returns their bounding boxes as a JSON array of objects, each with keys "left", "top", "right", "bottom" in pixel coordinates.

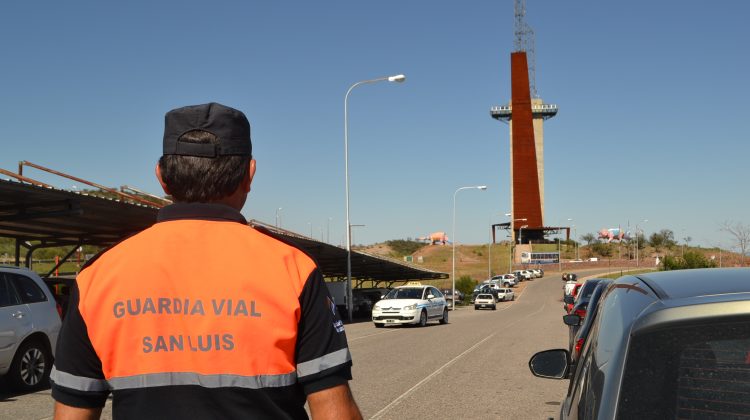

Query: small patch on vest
[{"left": 333, "top": 320, "right": 345, "bottom": 333}]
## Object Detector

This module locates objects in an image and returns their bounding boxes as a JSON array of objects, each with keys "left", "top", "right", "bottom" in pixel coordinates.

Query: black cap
[{"left": 163, "top": 102, "right": 252, "bottom": 158}]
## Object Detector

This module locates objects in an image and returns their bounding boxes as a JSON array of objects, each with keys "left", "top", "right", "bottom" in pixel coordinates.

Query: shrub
[{"left": 386, "top": 239, "right": 425, "bottom": 257}]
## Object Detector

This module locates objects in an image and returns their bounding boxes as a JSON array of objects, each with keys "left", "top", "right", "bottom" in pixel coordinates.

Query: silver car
[{"left": 0, "top": 266, "right": 61, "bottom": 391}]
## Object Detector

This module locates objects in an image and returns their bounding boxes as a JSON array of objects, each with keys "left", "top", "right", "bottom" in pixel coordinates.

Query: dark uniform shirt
[{"left": 51, "top": 203, "right": 352, "bottom": 419}]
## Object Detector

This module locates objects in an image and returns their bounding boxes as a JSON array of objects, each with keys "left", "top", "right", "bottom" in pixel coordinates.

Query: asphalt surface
[
  {"left": 1, "top": 268, "right": 616, "bottom": 419},
  {"left": 347, "top": 273, "right": 573, "bottom": 420}
]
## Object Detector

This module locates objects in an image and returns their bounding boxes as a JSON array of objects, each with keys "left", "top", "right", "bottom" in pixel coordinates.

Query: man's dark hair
[{"left": 158, "top": 130, "right": 251, "bottom": 203}]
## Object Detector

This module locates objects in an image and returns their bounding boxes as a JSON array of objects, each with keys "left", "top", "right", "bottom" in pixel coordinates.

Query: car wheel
[
  {"left": 8, "top": 338, "right": 51, "bottom": 392},
  {"left": 374, "top": 323, "right": 384, "bottom": 328},
  {"left": 439, "top": 308, "right": 449, "bottom": 324},
  {"left": 512, "top": 295, "right": 515, "bottom": 301},
  {"left": 474, "top": 305, "right": 479, "bottom": 310},
  {"left": 418, "top": 310, "right": 427, "bottom": 327},
  {"left": 492, "top": 305, "right": 496, "bottom": 310}
]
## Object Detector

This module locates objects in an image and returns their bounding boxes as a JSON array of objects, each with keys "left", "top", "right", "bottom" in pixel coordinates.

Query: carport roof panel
[
  {"left": 0, "top": 178, "right": 158, "bottom": 245},
  {"left": 0, "top": 178, "right": 447, "bottom": 281},
  {"left": 250, "top": 220, "right": 449, "bottom": 282}
]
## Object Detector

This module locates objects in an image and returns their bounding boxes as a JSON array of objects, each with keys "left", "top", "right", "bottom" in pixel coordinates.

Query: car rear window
[
  {"left": 619, "top": 320, "right": 750, "bottom": 418},
  {"left": 477, "top": 294, "right": 493, "bottom": 299}
]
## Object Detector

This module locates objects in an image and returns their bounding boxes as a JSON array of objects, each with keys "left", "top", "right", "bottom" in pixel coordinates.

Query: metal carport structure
[{"left": 0, "top": 178, "right": 447, "bottom": 285}]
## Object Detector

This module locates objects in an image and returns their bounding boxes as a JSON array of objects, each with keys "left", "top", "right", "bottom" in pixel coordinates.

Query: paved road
[
  {"left": 1, "top": 268, "right": 616, "bottom": 419},
  {"left": 347, "top": 272, "right": 574, "bottom": 420}
]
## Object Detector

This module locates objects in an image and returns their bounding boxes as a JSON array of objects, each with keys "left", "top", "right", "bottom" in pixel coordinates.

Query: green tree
[
  {"left": 649, "top": 229, "right": 676, "bottom": 252},
  {"left": 456, "top": 276, "right": 477, "bottom": 298},
  {"left": 581, "top": 233, "right": 597, "bottom": 246}
]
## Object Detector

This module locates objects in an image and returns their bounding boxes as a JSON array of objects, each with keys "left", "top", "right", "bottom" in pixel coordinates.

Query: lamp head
[
  {"left": 388, "top": 74, "right": 406, "bottom": 83},
  {"left": 477, "top": 185, "right": 488, "bottom": 190}
]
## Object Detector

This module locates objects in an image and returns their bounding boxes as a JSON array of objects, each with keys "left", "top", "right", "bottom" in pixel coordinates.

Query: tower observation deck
[{"left": 490, "top": 102, "right": 558, "bottom": 121}]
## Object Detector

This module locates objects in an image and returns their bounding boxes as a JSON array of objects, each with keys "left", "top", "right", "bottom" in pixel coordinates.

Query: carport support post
[{"left": 15, "top": 238, "right": 21, "bottom": 267}]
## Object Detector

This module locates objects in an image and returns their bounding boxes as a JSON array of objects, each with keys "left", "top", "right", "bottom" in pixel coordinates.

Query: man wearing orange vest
[{"left": 51, "top": 103, "right": 362, "bottom": 419}]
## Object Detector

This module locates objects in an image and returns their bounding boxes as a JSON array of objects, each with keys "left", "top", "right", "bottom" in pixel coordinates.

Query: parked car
[
  {"left": 495, "top": 288, "right": 515, "bottom": 302},
  {"left": 471, "top": 284, "right": 501, "bottom": 303},
  {"left": 489, "top": 274, "right": 517, "bottom": 287},
  {"left": 563, "top": 279, "right": 611, "bottom": 357},
  {"left": 563, "top": 283, "right": 583, "bottom": 313},
  {"left": 513, "top": 270, "right": 532, "bottom": 281},
  {"left": 529, "top": 268, "right": 750, "bottom": 419},
  {"left": 563, "top": 279, "right": 613, "bottom": 363},
  {"left": 0, "top": 266, "right": 62, "bottom": 391},
  {"left": 564, "top": 278, "right": 606, "bottom": 322},
  {"left": 372, "top": 284, "right": 448, "bottom": 328},
  {"left": 441, "top": 289, "right": 464, "bottom": 303},
  {"left": 474, "top": 293, "right": 496, "bottom": 310}
]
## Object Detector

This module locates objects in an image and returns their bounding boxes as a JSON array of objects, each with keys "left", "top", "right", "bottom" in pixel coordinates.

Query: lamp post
[
  {"left": 344, "top": 74, "right": 405, "bottom": 322},
  {"left": 507, "top": 216, "right": 527, "bottom": 271},
  {"left": 452, "top": 185, "right": 487, "bottom": 309},
  {"left": 275, "top": 207, "right": 283, "bottom": 228},
  {"left": 326, "top": 217, "right": 332, "bottom": 244},
  {"left": 557, "top": 235, "right": 562, "bottom": 272},
  {"left": 635, "top": 219, "right": 648, "bottom": 267}
]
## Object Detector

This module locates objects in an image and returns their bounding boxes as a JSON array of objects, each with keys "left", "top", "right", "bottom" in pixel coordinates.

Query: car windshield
[
  {"left": 478, "top": 294, "right": 493, "bottom": 299},
  {"left": 384, "top": 288, "right": 423, "bottom": 300}
]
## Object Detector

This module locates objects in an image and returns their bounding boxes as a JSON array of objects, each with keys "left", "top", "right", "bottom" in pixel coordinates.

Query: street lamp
[
  {"left": 567, "top": 218, "right": 578, "bottom": 261},
  {"left": 276, "top": 207, "right": 283, "bottom": 228},
  {"left": 507, "top": 215, "right": 527, "bottom": 272},
  {"left": 452, "top": 185, "right": 487, "bottom": 310},
  {"left": 344, "top": 74, "right": 405, "bottom": 321},
  {"left": 635, "top": 219, "right": 648, "bottom": 267}
]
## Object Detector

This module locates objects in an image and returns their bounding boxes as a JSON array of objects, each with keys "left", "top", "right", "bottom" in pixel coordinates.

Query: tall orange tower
[{"left": 490, "top": 0, "right": 558, "bottom": 243}]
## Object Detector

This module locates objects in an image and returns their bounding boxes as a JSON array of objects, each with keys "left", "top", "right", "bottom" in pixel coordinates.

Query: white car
[
  {"left": 513, "top": 270, "right": 532, "bottom": 281},
  {"left": 490, "top": 274, "right": 517, "bottom": 287},
  {"left": 496, "top": 288, "right": 515, "bottom": 302},
  {"left": 474, "top": 294, "right": 496, "bottom": 310},
  {"left": 372, "top": 284, "right": 449, "bottom": 328},
  {"left": 0, "top": 266, "right": 61, "bottom": 391}
]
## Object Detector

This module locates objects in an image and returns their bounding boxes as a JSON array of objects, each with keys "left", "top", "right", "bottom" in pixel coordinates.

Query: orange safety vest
[{"left": 77, "top": 218, "right": 317, "bottom": 388}]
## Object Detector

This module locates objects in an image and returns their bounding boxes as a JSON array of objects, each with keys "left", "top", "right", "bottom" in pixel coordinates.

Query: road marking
[
  {"left": 369, "top": 302, "right": 548, "bottom": 420},
  {"left": 348, "top": 329, "right": 399, "bottom": 343}
]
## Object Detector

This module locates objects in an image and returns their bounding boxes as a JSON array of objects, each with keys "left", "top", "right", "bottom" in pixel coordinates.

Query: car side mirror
[
  {"left": 529, "top": 349, "right": 570, "bottom": 379},
  {"left": 563, "top": 314, "right": 581, "bottom": 326},
  {"left": 564, "top": 295, "right": 574, "bottom": 304},
  {"left": 427, "top": 294, "right": 435, "bottom": 300}
]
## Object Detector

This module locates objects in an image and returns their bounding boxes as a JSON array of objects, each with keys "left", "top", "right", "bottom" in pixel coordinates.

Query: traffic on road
[{"left": 5, "top": 267, "right": 750, "bottom": 419}]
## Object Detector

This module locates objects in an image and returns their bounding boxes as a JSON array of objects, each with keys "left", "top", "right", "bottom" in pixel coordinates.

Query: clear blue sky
[{"left": 1, "top": 1, "right": 748, "bottom": 249}]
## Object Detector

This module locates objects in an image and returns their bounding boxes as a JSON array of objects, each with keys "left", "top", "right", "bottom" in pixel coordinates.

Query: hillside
[{"left": 357, "top": 240, "right": 744, "bottom": 290}]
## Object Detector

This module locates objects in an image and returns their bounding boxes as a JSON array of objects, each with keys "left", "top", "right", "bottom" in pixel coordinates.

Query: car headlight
[
  {"left": 403, "top": 304, "right": 417, "bottom": 311},
  {"left": 373, "top": 304, "right": 381, "bottom": 310}
]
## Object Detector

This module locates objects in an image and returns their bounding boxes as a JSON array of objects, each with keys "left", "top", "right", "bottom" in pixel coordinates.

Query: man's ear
[
  {"left": 243, "top": 159, "right": 256, "bottom": 193},
  {"left": 155, "top": 163, "right": 171, "bottom": 195}
]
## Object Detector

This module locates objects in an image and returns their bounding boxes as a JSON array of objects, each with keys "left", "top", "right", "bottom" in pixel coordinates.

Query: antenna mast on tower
[{"left": 514, "top": 0, "right": 537, "bottom": 98}]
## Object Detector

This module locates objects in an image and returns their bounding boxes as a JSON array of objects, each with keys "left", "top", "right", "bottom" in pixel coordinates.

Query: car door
[
  {"left": 0, "top": 273, "right": 32, "bottom": 371},
  {"left": 427, "top": 287, "right": 440, "bottom": 317}
]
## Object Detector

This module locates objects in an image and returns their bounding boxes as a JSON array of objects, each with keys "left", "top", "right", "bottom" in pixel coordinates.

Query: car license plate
[{"left": 386, "top": 319, "right": 395, "bottom": 323}]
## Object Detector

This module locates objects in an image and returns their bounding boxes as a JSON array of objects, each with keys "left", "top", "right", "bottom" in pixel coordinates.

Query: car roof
[{"left": 633, "top": 268, "right": 750, "bottom": 301}]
